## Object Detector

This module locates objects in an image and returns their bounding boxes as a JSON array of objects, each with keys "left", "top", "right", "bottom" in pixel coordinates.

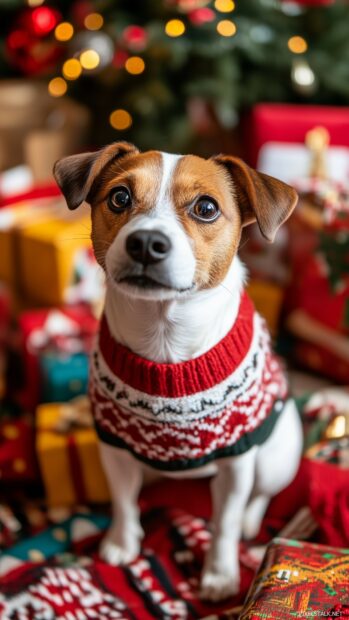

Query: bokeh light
[
  {"left": 214, "top": 0, "right": 235, "bottom": 12},
  {"left": 62, "top": 58, "right": 82, "bottom": 80},
  {"left": 288, "top": 35, "right": 308, "bottom": 53},
  {"left": 84, "top": 13, "right": 104, "bottom": 31},
  {"left": 217, "top": 19, "right": 237, "bottom": 36},
  {"left": 125, "top": 56, "right": 145, "bottom": 75},
  {"left": 165, "top": 19, "right": 186, "bottom": 37},
  {"left": 80, "top": 49, "right": 100, "bottom": 70},
  {"left": 54, "top": 22, "right": 74, "bottom": 42},
  {"left": 109, "top": 109, "right": 133, "bottom": 130},
  {"left": 48, "top": 77, "right": 67, "bottom": 97}
]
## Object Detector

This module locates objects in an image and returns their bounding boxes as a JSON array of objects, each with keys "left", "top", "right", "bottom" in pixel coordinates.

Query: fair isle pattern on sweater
[{"left": 89, "top": 293, "right": 288, "bottom": 471}]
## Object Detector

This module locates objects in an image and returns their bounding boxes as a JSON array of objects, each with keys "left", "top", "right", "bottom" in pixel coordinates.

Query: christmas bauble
[{"left": 6, "top": 7, "right": 62, "bottom": 75}]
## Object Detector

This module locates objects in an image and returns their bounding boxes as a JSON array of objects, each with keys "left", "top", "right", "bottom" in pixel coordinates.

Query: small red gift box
[
  {"left": 245, "top": 104, "right": 349, "bottom": 170},
  {"left": 18, "top": 305, "right": 98, "bottom": 411}
]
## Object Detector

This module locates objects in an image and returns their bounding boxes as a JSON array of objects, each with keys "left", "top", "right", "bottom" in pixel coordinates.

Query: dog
[{"left": 54, "top": 142, "right": 303, "bottom": 602}]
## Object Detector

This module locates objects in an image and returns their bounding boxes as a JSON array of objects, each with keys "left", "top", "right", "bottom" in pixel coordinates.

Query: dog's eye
[
  {"left": 108, "top": 186, "right": 132, "bottom": 213},
  {"left": 191, "top": 197, "right": 220, "bottom": 222}
]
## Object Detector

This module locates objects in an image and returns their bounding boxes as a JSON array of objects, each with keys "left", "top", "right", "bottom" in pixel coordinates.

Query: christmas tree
[{"left": 1, "top": 0, "right": 349, "bottom": 153}]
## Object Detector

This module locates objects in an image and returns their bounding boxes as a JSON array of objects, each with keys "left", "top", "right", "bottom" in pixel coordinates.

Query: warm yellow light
[
  {"left": 48, "top": 77, "right": 67, "bottom": 97},
  {"left": 214, "top": 0, "right": 235, "bottom": 12},
  {"left": 80, "top": 49, "right": 100, "bottom": 70},
  {"left": 288, "top": 36, "right": 308, "bottom": 54},
  {"left": 55, "top": 22, "right": 74, "bottom": 42},
  {"left": 125, "top": 56, "right": 145, "bottom": 75},
  {"left": 216, "top": 19, "right": 237, "bottom": 37},
  {"left": 27, "top": 0, "right": 44, "bottom": 6},
  {"left": 62, "top": 58, "right": 82, "bottom": 80},
  {"left": 109, "top": 109, "right": 133, "bottom": 130},
  {"left": 165, "top": 19, "right": 186, "bottom": 37},
  {"left": 84, "top": 13, "right": 104, "bottom": 31}
]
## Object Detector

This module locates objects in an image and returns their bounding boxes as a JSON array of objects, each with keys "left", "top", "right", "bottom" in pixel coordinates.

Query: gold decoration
[
  {"left": 323, "top": 413, "right": 349, "bottom": 440},
  {"left": 305, "top": 126, "right": 330, "bottom": 179},
  {"left": 53, "top": 396, "right": 93, "bottom": 433}
]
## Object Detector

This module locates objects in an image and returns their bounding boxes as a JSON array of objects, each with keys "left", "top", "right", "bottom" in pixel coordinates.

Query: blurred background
[{"left": 0, "top": 2, "right": 349, "bottom": 617}]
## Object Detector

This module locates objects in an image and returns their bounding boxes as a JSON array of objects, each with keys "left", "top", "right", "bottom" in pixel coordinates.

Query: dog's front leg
[
  {"left": 201, "top": 448, "right": 257, "bottom": 602},
  {"left": 99, "top": 443, "right": 143, "bottom": 565}
]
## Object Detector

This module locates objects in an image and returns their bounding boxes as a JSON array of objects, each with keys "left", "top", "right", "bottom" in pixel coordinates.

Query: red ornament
[
  {"left": 188, "top": 7, "right": 215, "bottom": 24},
  {"left": 31, "top": 7, "right": 59, "bottom": 35},
  {"left": 122, "top": 25, "right": 148, "bottom": 52},
  {"left": 6, "top": 7, "right": 62, "bottom": 76}
]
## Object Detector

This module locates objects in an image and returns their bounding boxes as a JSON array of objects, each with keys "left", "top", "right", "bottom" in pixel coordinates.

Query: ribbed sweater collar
[{"left": 98, "top": 292, "right": 254, "bottom": 398}]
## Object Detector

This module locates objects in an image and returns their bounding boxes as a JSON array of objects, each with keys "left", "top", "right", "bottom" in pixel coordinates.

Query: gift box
[
  {"left": 247, "top": 280, "right": 284, "bottom": 337},
  {"left": 36, "top": 401, "right": 110, "bottom": 506},
  {"left": 240, "top": 537, "right": 349, "bottom": 619},
  {"left": 245, "top": 104, "right": 349, "bottom": 177},
  {"left": 17, "top": 208, "right": 94, "bottom": 307},
  {"left": 19, "top": 305, "right": 98, "bottom": 411},
  {"left": 40, "top": 352, "right": 89, "bottom": 403}
]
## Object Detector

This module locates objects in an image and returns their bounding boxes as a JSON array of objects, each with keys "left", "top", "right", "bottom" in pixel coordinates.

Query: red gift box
[
  {"left": 0, "top": 416, "right": 38, "bottom": 482},
  {"left": 245, "top": 104, "right": 349, "bottom": 168},
  {"left": 18, "top": 305, "right": 98, "bottom": 411}
]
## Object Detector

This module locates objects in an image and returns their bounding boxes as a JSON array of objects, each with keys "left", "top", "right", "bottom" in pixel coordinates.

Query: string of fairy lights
[{"left": 25, "top": 0, "right": 310, "bottom": 131}]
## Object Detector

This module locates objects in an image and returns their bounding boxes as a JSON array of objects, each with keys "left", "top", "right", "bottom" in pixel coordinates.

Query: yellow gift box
[
  {"left": 18, "top": 210, "right": 91, "bottom": 307},
  {"left": 0, "top": 200, "right": 92, "bottom": 307},
  {"left": 247, "top": 279, "right": 284, "bottom": 337},
  {"left": 0, "top": 199, "right": 59, "bottom": 287},
  {"left": 36, "top": 402, "right": 110, "bottom": 507}
]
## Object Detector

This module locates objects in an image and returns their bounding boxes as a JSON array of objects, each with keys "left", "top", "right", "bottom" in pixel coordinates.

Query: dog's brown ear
[
  {"left": 53, "top": 141, "right": 139, "bottom": 210},
  {"left": 212, "top": 154, "right": 298, "bottom": 242}
]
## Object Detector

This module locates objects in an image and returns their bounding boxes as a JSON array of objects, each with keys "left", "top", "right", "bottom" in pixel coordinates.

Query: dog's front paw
[
  {"left": 99, "top": 532, "right": 140, "bottom": 566},
  {"left": 200, "top": 569, "right": 239, "bottom": 602}
]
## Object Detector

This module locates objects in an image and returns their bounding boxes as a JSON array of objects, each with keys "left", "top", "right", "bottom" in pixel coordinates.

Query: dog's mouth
[{"left": 118, "top": 274, "right": 194, "bottom": 294}]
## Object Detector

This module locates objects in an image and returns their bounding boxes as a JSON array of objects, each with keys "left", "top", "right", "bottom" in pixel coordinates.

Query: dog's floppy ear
[
  {"left": 53, "top": 141, "right": 139, "bottom": 210},
  {"left": 212, "top": 154, "right": 298, "bottom": 242}
]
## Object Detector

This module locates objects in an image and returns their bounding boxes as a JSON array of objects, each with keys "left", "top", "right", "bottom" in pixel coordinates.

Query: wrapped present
[
  {"left": 36, "top": 400, "right": 110, "bottom": 506},
  {"left": 40, "top": 352, "right": 89, "bottom": 404},
  {"left": 17, "top": 207, "right": 96, "bottom": 307},
  {"left": 247, "top": 280, "right": 284, "bottom": 338},
  {"left": 240, "top": 537, "right": 349, "bottom": 619},
  {"left": 245, "top": 103, "right": 349, "bottom": 176},
  {"left": 283, "top": 129, "right": 349, "bottom": 383},
  {"left": 0, "top": 412, "right": 38, "bottom": 483},
  {"left": 0, "top": 193, "right": 104, "bottom": 308},
  {"left": 19, "top": 305, "right": 98, "bottom": 411},
  {"left": 0, "top": 197, "right": 62, "bottom": 291}
]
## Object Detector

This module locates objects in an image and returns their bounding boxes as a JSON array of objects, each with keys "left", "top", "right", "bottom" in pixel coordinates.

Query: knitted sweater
[{"left": 89, "top": 293, "right": 288, "bottom": 471}]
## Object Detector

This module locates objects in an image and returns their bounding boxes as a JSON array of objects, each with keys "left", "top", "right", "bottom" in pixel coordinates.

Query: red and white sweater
[{"left": 89, "top": 293, "right": 288, "bottom": 471}]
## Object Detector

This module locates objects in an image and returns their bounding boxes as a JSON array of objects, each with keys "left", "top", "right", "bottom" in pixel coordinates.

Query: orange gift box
[{"left": 36, "top": 402, "right": 110, "bottom": 506}]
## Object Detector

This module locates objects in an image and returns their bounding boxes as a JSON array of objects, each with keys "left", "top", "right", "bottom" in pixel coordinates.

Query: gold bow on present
[{"left": 53, "top": 396, "right": 93, "bottom": 433}]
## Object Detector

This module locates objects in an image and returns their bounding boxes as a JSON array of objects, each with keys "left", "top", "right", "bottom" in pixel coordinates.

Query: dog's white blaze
[{"left": 154, "top": 152, "right": 182, "bottom": 216}]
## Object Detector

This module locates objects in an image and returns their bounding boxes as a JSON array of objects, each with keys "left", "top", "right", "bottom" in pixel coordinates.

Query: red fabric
[
  {"left": 0, "top": 183, "right": 61, "bottom": 208},
  {"left": 99, "top": 292, "right": 254, "bottom": 397},
  {"left": 245, "top": 104, "right": 349, "bottom": 167},
  {"left": 308, "top": 460, "right": 349, "bottom": 547}
]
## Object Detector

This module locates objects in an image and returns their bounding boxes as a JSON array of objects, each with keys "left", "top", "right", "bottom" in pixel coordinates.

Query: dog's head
[{"left": 54, "top": 142, "right": 297, "bottom": 301}]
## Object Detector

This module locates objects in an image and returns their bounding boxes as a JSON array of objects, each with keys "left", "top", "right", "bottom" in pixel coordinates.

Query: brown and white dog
[{"left": 54, "top": 142, "right": 303, "bottom": 601}]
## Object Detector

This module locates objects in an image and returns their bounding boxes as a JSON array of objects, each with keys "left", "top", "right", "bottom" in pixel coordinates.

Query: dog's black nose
[{"left": 125, "top": 230, "right": 172, "bottom": 265}]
